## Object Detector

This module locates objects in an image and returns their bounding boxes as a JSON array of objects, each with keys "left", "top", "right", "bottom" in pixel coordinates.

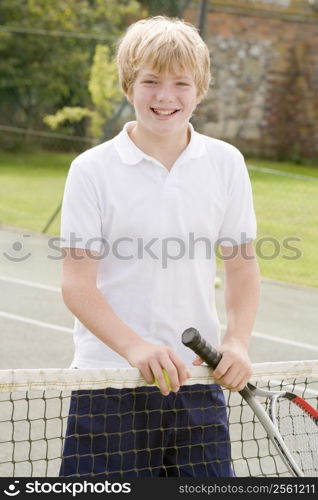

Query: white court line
[
  {"left": 253, "top": 331, "right": 318, "bottom": 352},
  {"left": 1, "top": 276, "right": 317, "bottom": 352},
  {"left": 0, "top": 312, "right": 317, "bottom": 352},
  {"left": 248, "top": 164, "right": 318, "bottom": 182},
  {"left": 0, "top": 312, "right": 73, "bottom": 334},
  {"left": 0, "top": 275, "right": 60, "bottom": 292},
  {"left": 220, "top": 323, "right": 318, "bottom": 352}
]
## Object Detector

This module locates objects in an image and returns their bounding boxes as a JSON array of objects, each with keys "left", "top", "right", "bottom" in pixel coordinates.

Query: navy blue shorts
[{"left": 59, "top": 384, "right": 234, "bottom": 478}]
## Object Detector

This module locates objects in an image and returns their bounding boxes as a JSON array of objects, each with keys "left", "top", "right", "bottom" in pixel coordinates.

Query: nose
[{"left": 155, "top": 83, "right": 175, "bottom": 102}]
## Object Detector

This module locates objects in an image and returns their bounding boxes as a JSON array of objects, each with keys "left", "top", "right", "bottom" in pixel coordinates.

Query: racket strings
[{"left": 274, "top": 397, "right": 318, "bottom": 476}]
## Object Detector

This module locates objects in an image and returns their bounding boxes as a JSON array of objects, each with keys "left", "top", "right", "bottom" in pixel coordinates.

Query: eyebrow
[{"left": 142, "top": 73, "right": 191, "bottom": 80}]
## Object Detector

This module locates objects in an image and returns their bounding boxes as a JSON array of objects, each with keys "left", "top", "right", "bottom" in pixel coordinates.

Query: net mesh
[
  {"left": 0, "top": 361, "right": 317, "bottom": 478},
  {"left": 273, "top": 396, "right": 318, "bottom": 477}
]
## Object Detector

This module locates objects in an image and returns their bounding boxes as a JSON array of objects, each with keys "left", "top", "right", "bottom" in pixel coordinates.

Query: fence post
[{"left": 196, "top": 0, "right": 210, "bottom": 39}]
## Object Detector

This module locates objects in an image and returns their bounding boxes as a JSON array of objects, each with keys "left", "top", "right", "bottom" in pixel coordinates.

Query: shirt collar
[{"left": 113, "top": 121, "right": 206, "bottom": 166}]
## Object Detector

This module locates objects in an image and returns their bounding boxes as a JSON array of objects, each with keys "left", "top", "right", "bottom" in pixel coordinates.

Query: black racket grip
[{"left": 182, "top": 327, "right": 222, "bottom": 370}]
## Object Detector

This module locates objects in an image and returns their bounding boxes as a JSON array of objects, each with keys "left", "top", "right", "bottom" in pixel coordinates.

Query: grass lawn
[
  {"left": 0, "top": 151, "right": 74, "bottom": 236},
  {"left": 0, "top": 151, "right": 317, "bottom": 287},
  {"left": 246, "top": 158, "right": 317, "bottom": 288}
]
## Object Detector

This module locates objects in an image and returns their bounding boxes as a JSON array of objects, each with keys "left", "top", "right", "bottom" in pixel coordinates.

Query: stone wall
[{"left": 186, "top": 0, "right": 318, "bottom": 162}]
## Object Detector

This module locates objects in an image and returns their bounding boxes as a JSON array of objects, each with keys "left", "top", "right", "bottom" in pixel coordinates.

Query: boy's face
[{"left": 127, "top": 66, "right": 200, "bottom": 137}]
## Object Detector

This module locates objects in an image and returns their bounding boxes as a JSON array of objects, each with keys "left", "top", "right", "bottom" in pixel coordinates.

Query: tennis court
[
  {"left": 1, "top": 226, "right": 317, "bottom": 369},
  {"left": 0, "top": 226, "right": 318, "bottom": 477}
]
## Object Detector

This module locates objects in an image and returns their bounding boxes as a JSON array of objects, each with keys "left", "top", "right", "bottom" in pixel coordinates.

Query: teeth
[{"left": 153, "top": 109, "right": 177, "bottom": 115}]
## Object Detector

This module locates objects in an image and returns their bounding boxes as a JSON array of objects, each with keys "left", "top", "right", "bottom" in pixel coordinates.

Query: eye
[
  {"left": 142, "top": 80, "right": 157, "bottom": 84},
  {"left": 177, "top": 82, "right": 189, "bottom": 86}
]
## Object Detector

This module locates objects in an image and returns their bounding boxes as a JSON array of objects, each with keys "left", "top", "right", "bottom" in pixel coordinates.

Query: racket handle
[
  {"left": 182, "top": 328, "right": 255, "bottom": 397},
  {"left": 182, "top": 327, "right": 222, "bottom": 370}
]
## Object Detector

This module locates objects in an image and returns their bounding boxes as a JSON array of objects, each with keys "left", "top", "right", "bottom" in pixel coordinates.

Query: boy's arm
[
  {"left": 62, "top": 248, "right": 190, "bottom": 395},
  {"left": 193, "top": 242, "right": 260, "bottom": 391}
]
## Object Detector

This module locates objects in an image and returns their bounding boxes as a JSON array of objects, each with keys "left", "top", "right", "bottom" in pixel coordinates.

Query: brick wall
[{"left": 186, "top": 0, "right": 318, "bottom": 162}]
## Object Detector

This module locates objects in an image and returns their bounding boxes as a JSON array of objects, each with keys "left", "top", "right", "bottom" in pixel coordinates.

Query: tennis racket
[{"left": 182, "top": 327, "right": 318, "bottom": 477}]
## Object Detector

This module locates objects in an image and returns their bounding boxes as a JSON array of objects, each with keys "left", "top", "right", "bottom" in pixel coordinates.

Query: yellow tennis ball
[
  {"left": 154, "top": 369, "right": 172, "bottom": 391},
  {"left": 214, "top": 276, "right": 222, "bottom": 288}
]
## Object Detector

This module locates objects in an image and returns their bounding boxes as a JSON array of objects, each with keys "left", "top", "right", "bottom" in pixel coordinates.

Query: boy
[{"left": 59, "top": 16, "right": 260, "bottom": 477}]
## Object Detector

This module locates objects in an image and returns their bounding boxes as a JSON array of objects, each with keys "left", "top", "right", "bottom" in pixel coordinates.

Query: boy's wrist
[
  {"left": 222, "top": 330, "right": 251, "bottom": 351},
  {"left": 117, "top": 334, "right": 146, "bottom": 359}
]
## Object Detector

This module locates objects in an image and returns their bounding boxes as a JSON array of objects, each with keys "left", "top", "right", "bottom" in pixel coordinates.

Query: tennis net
[{"left": 0, "top": 360, "right": 317, "bottom": 477}]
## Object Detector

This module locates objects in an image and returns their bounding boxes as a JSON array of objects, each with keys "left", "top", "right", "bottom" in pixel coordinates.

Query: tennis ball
[
  {"left": 214, "top": 276, "right": 222, "bottom": 288},
  {"left": 154, "top": 369, "right": 172, "bottom": 391}
]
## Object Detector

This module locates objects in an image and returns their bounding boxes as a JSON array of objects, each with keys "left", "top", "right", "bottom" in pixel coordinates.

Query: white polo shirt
[{"left": 60, "top": 121, "right": 256, "bottom": 368}]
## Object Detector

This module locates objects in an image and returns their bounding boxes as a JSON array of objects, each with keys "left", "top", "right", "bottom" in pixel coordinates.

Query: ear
[
  {"left": 195, "top": 93, "right": 203, "bottom": 107},
  {"left": 191, "top": 99, "right": 200, "bottom": 117},
  {"left": 125, "top": 88, "right": 133, "bottom": 105}
]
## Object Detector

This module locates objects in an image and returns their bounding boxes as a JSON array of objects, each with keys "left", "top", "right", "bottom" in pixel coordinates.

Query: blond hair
[{"left": 116, "top": 16, "right": 211, "bottom": 102}]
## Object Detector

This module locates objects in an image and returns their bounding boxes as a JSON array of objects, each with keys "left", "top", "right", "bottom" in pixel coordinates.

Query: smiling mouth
[{"left": 151, "top": 108, "right": 180, "bottom": 116}]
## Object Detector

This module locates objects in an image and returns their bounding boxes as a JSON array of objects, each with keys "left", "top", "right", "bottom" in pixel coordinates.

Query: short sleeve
[
  {"left": 218, "top": 152, "right": 257, "bottom": 246},
  {"left": 60, "top": 161, "right": 103, "bottom": 253}
]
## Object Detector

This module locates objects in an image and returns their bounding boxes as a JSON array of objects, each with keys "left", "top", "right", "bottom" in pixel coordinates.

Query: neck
[{"left": 128, "top": 121, "right": 190, "bottom": 159}]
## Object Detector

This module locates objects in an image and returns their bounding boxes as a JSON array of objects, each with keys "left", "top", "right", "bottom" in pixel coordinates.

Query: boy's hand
[
  {"left": 192, "top": 338, "right": 252, "bottom": 392},
  {"left": 126, "top": 340, "right": 191, "bottom": 396}
]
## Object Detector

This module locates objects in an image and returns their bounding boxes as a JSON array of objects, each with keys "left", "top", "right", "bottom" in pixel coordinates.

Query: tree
[
  {"left": 44, "top": 44, "right": 122, "bottom": 140},
  {"left": 0, "top": 0, "right": 141, "bottom": 132},
  {"left": 137, "top": 0, "right": 193, "bottom": 17}
]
